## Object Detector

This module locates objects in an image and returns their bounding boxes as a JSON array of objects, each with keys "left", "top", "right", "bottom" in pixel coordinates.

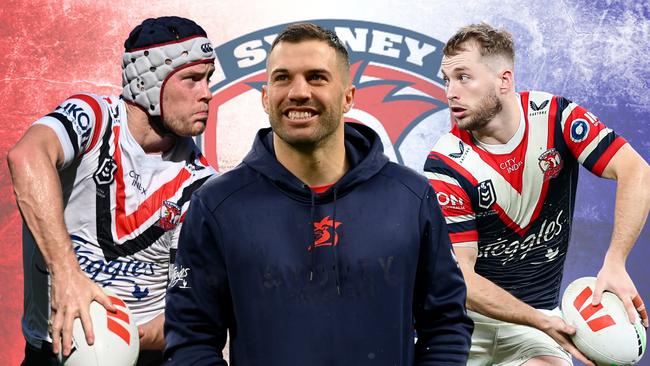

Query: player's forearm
[
  {"left": 606, "top": 160, "right": 650, "bottom": 264},
  {"left": 463, "top": 268, "right": 547, "bottom": 329},
  {"left": 8, "top": 147, "right": 78, "bottom": 272}
]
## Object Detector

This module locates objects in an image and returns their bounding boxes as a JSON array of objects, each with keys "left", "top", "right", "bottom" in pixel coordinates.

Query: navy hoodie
[{"left": 164, "top": 123, "right": 473, "bottom": 365}]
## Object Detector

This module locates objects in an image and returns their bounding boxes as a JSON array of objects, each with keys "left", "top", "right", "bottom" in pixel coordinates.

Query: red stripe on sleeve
[
  {"left": 450, "top": 231, "right": 478, "bottom": 244},
  {"left": 591, "top": 138, "right": 627, "bottom": 176}
]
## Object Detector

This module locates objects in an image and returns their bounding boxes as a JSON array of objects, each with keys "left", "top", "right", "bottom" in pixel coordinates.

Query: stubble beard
[
  {"left": 269, "top": 101, "right": 343, "bottom": 150},
  {"left": 455, "top": 89, "right": 503, "bottom": 131}
]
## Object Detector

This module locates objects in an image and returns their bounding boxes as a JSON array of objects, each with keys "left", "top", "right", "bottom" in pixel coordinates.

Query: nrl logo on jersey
[{"left": 199, "top": 19, "right": 450, "bottom": 171}]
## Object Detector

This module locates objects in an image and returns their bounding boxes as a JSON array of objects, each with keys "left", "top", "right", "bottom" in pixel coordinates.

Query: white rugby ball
[
  {"left": 562, "top": 277, "right": 646, "bottom": 365},
  {"left": 59, "top": 289, "right": 139, "bottom": 366}
]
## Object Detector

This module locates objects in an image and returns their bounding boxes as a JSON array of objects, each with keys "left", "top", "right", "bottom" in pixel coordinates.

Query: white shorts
[{"left": 468, "top": 308, "right": 573, "bottom": 366}]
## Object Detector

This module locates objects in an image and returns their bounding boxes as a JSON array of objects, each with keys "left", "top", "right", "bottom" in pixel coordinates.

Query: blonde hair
[{"left": 444, "top": 23, "right": 515, "bottom": 65}]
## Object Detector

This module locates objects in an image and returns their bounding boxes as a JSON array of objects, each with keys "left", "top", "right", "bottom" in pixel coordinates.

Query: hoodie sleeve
[
  {"left": 413, "top": 184, "right": 473, "bottom": 365},
  {"left": 164, "top": 195, "right": 231, "bottom": 365}
]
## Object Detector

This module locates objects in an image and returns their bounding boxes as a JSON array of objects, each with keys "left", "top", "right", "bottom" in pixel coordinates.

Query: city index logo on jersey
[
  {"left": 573, "top": 286, "right": 616, "bottom": 332},
  {"left": 200, "top": 20, "right": 449, "bottom": 171},
  {"left": 309, "top": 215, "right": 342, "bottom": 251}
]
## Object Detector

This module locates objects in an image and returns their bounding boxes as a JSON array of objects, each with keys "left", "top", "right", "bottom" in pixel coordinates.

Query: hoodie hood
[{"left": 242, "top": 122, "right": 389, "bottom": 202}]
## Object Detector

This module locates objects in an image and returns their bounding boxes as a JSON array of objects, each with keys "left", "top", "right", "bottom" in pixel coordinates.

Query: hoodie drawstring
[
  {"left": 332, "top": 189, "right": 341, "bottom": 296},
  {"left": 309, "top": 188, "right": 316, "bottom": 282}
]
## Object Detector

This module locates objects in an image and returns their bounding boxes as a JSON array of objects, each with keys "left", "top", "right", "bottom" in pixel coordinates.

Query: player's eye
[
  {"left": 308, "top": 74, "right": 327, "bottom": 82},
  {"left": 273, "top": 74, "right": 289, "bottom": 82}
]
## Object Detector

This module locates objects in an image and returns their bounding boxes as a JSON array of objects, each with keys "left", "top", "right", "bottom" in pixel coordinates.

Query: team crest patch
[
  {"left": 309, "top": 215, "right": 342, "bottom": 251},
  {"left": 478, "top": 180, "right": 497, "bottom": 210},
  {"left": 157, "top": 201, "right": 181, "bottom": 230},
  {"left": 538, "top": 148, "right": 563, "bottom": 180},
  {"left": 200, "top": 19, "right": 450, "bottom": 172}
]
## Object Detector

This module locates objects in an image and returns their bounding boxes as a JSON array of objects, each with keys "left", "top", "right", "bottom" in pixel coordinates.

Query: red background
[{"left": 0, "top": 2, "right": 225, "bottom": 363}]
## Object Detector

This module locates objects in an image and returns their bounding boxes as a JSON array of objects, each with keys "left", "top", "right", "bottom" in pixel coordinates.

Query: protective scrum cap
[{"left": 121, "top": 16, "right": 215, "bottom": 119}]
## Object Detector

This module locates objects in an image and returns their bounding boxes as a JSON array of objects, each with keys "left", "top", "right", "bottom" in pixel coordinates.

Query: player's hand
[
  {"left": 538, "top": 315, "right": 596, "bottom": 366},
  {"left": 138, "top": 312, "right": 165, "bottom": 350},
  {"left": 49, "top": 265, "right": 116, "bottom": 357},
  {"left": 593, "top": 261, "right": 648, "bottom": 327}
]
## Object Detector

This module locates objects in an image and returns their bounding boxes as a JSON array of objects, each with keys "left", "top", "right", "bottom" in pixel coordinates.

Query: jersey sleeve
[
  {"left": 557, "top": 96, "right": 627, "bottom": 176},
  {"left": 424, "top": 154, "right": 478, "bottom": 246},
  {"left": 33, "top": 93, "right": 108, "bottom": 167}
]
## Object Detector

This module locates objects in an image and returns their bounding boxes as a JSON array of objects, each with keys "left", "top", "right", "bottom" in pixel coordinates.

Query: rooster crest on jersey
[
  {"left": 538, "top": 148, "right": 563, "bottom": 180},
  {"left": 158, "top": 201, "right": 182, "bottom": 230},
  {"left": 201, "top": 19, "right": 449, "bottom": 170}
]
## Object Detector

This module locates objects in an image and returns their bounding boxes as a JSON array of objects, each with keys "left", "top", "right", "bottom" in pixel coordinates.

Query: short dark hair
[
  {"left": 269, "top": 23, "right": 350, "bottom": 70},
  {"left": 444, "top": 23, "right": 515, "bottom": 64}
]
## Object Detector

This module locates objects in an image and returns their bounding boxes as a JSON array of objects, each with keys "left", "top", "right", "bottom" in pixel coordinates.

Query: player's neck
[
  {"left": 126, "top": 103, "right": 177, "bottom": 154},
  {"left": 472, "top": 93, "right": 521, "bottom": 145},
  {"left": 273, "top": 125, "right": 349, "bottom": 188}
]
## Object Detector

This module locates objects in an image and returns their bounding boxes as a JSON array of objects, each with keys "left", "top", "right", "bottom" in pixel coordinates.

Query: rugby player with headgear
[
  {"left": 8, "top": 16, "right": 216, "bottom": 365},
  {"left": 424, "top": 23, "right": 650, "bottom": 366}
]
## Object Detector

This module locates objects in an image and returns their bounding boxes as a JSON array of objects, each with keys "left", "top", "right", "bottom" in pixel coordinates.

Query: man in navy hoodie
[{"left": 164, "top": 23, "right": 473, "bottom": 365}]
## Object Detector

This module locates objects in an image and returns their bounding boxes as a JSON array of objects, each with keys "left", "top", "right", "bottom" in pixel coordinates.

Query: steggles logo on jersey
[
  {"left": 478, "top": 210, "right": 565, "bottom": 265},
  {"left": 201, "top": 20, "right": 449, "bottom": 171},
  {"left": 538, "top": 148, "right": 563, "bottom": 180},
  {"left": 157, "top": 201, "right": 182, "bottom": 230},
  {"left": 478, "top": 180, "right": 496, "bottom": 210},
  {"left": 309, "top": 215, "right": 342, "bottom": 251},
  {"left": 74, "top": 243, "right": 155, "bottom": 299},
  {"left": 93, "top": 157, "right": 117, "bottom": 185}
]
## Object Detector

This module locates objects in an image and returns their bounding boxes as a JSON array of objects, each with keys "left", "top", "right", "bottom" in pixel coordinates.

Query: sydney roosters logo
[
  {"left": 538, "top": 148, "right": 563, "bottom": 180},
  {"left": 157, "top": 201, "right": 181, "bottom": 230},
  {"left": 309, "top": 216, "right": 342, "bottom": 251},
  {"left": 202, "top": 20, "right": 448, "bottom": 172}
]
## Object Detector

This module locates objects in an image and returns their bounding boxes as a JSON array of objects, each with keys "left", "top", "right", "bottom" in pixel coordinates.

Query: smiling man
[
  {"left": 424, "top": 23, "right": 650, "bottom": 366},
  {"left": 8, "top": 16, "right": 216, "bottom": 365},
  {"left": 164, "top": 22, "right": 473, "bottom": 365}
]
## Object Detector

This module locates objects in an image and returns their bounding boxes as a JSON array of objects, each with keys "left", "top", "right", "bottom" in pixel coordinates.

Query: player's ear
[
  {"left": 261, "top": 84, "right": 270, "bottom": 114},
  {"left": 342, "top": 85, "right": 355, "bottom": 113},
  {"left": 499, "top": 69, "right": 514, "bottom": 93}
]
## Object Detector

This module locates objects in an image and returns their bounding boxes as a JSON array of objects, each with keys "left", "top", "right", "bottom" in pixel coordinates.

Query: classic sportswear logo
[
  {"left": 106, "top": 295, "right": 133, "bottom": 345},
  {"left": 449, "top": 141, "right": 465, "bottom": 159},
  {"left": 200, "top": 19, "right": 449, "bottom": 171},
  {"left": 572, "top": 286, "right": 616, "bottom": 332},
  {"left": 529, "top": 100, "right": 549, "bottom": 111},
  {"left": 309, "top": 215, "right": 342, "bottom": 250}
]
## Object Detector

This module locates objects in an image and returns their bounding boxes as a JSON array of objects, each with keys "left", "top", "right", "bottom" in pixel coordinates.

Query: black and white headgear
[{"left": 121, "top": 16, "right": 215, "bottom": 120}]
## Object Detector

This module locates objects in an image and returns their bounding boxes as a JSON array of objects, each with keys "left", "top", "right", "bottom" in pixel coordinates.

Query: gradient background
[{"left": 1, "top": 1, "right": 648, "bottom": 365}]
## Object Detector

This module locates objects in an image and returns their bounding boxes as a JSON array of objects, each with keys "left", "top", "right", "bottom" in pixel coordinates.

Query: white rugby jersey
[
  {"left": 22, "top": 93, "right": 215, "bottom": 347},
  {"left": 424, "top": 91, "right": 626, "bottom": 309}
]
